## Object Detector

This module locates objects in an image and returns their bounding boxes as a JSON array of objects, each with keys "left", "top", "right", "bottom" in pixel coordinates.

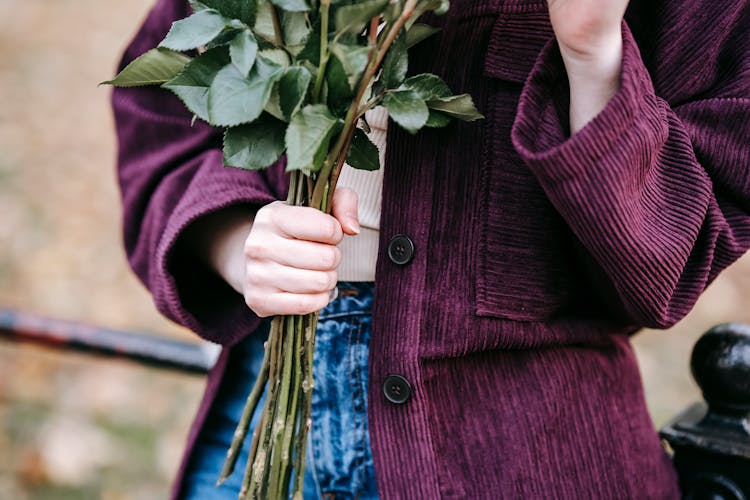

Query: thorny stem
[
  {"left": 240, "top": 316, "right": 282, "bottom": 497},
  {"left": 217, "top": 338, "right": 271, "bottom": 484},
  {"left": 293, "top": 312, "right": 318, "bottom": 496},
  {"left": 267, "top": 313, "right": 295, "bottom": 498},
  {"left": 278, "top": 313, "right": 302, "bottom": 498},
  {"left": 250, "top": 316, "right": 284, "bottom": 498}
]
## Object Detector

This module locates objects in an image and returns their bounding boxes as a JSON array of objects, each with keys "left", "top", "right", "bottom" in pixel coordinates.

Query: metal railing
[{"left": 0, "top": 309, "right": 218, "bottom": 375}]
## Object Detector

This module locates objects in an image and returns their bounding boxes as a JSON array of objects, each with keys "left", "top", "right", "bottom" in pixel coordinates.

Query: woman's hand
[
  {"left": 193, "top": 187, "right": 360, "bottom": 318},
  {"left": 546, "top": 0, "right": 630, "bottom": 133}
]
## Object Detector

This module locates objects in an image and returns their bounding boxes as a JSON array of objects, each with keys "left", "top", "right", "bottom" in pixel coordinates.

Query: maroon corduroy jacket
[{"left": 112, "top": 0, "right": 750, "bottom": 497}]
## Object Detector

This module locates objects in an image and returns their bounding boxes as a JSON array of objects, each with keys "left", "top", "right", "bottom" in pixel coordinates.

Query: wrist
[
  {"left": 185, "top": 205, "right": 257, "bottom": 295},
  {"left": 559, "top": 31, "right": 623, "bottom": 134}
]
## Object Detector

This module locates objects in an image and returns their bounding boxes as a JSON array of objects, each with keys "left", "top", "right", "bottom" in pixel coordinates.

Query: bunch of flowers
[{"left": 105, "top": 0, "right": 481, "bottom": 497}]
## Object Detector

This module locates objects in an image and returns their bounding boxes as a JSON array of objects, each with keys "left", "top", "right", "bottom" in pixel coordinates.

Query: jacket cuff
[
  {"left": 155, "top": 149, "right": 283, "bottom": 347},
  {"left": 511, "top": 20, "right": 666, "bottom": 186}
]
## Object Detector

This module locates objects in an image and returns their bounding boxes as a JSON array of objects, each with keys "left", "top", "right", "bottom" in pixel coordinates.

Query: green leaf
[
  {"left": 282, "top": 11, "right": 311, "bottom": 54},
  {"left": 258, "top": 48, "right": 290, "bottom": 68},
  {"left": 383, "top": 90, "right": 429, "bottom": 134},
  {"left": 253, "top": 0, "right": 276, "bottom": 41},
  {"left": 425, "top": 110, "right": 451, "bottom": 127},
  {"left": 297, "top": 19, "right": 321, "bottom": 65},
  {"left": 264, "top": 84, "right": 285, "bottom": 121},
  {"left": 325, "top": 55, "right": 354, "bottom": 117},
  {"left": 285, "top": 104, "right": 342, "bottom": 172},
  {"left": 200, "top": 0, "right": 256, "bottom": 25},
  {"left": 102, "top": 48, "right": 191, "bottom": 87},
  {"left": 380, "top": 30, "right": 407, "bottom": 89},
  {"left": 207, "top": 56, "right": 285, "bottom": 126},
  {"left": 270, "top": 0, "right": 310, "bottom": 12},
  {"left": 162, "top": 47, "right": 229, "bottom": 121},
  {"left": 399, "top": 73, "right": 450, "bottom": 100},
  {"left": 334, "top": 0, "right": 388, "bottom": 34},
  {"left": 223, "top": 114, "right": 287, "bottom": 169},
  {"left": 346, "top": 129, "right": 380, "bottom": 170},
  {"left": 427, "top": 94, "right": 484, "bottom": 121},
  {"left": 159, "top": 10, "right": 231, "bottom": 51},
  {"left": 229, "top": 30, "right": 258, "bottom": 75},
  {"left": 279, "top": 66, "right": 312, "bottom": 120},
  {"left": 331, "top": 43, "right": 369, "bottom": 91},
  {"left": 205, "top": 27, "right": 245, "bottom": 49},
  {"left": 406, "top": 24, "right": 440, "bottom": 48}
]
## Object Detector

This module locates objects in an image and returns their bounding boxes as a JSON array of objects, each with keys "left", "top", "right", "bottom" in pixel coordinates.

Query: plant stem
[
  {"left": 292, "top": 312, "right": 318, "bottom": 497},
  {"left": 267, "top": 313, "right": 295, "bottom": 499},
  {"left": 287, "top": 169, "right": 298, "bottom": 205},
  {"left": 324, "top": 127, "right": 355, "bottom": 210},
  {"left": 248, "top": 315, "right": 283, "bottom": 498},
  {"left": 269, "top": 4, "right": 284, "bottom": 47},
  {"left": 240, "top": 316, "right": 282, "bottom": 497},
  {"left": 279, "top": 314, "right": 302, "bottom": 498},
  {"left": 312, "top": 0, "right": 331, "bottom": 103},
  {"left": 217, "top": 337, "right": 271, "bottom": 484}
]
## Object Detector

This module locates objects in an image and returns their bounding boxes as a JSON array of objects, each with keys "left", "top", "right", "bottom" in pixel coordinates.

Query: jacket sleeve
[
  {"left": 112, "top": 0, "right": 288, "bottom": 346},
  {"left": 511, "top": 4, "right": 750, "bottom": 329}
]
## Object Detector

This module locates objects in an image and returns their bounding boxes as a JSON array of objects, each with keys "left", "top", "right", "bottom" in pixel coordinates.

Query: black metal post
[{"left": 660, "top": 323, "right": 750, "bottom": 499}]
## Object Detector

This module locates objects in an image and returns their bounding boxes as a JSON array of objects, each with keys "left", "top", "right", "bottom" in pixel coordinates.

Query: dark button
[
  {"left": 387, "top": 234, "right": 415, "bottom": 265},
  {"left": 383, "top": 374, "right": 412, "bottom": 404}
]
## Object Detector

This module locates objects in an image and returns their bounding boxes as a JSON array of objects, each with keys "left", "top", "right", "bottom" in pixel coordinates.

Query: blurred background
[{"left": 0, "top": 0, "right": 748, "bottom": 498}]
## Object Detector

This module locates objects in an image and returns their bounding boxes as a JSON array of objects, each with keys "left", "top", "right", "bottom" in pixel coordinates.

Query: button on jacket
[{"left": 112, "top": 0, "right": 750, "bottom": 498}]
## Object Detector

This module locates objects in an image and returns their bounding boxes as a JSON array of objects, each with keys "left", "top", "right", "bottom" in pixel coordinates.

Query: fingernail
[{"left": 348, "top": 214, "right": 360, "bottom": 234}]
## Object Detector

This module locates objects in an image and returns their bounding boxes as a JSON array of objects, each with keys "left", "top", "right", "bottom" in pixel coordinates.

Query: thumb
[{"left": 332, "top": 187, "right": 360, "bottom": 236}]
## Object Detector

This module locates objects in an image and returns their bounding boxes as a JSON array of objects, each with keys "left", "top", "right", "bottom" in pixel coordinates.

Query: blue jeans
[{"left": 182, "top": 282, "right": 379, "bottom": 500}]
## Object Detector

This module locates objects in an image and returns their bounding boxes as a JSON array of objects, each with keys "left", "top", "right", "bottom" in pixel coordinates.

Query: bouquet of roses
[{"left": 105, "top": 0, "right": 481, "bottom": 497}]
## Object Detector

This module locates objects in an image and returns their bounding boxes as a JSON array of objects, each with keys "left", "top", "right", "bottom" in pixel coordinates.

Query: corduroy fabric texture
[{"left": 111, "top": 0, "right": 750, "bottom": 498}]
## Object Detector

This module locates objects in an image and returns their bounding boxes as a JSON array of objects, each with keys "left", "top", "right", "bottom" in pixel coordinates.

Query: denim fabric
[{"left": 182, "top": 281, "right": 379, "bottom": 500}]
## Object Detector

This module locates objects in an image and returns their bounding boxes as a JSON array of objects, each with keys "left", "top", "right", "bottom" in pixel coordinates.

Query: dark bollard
[{"left": 660, "top": 323, "right": 750, "bottom": 500}]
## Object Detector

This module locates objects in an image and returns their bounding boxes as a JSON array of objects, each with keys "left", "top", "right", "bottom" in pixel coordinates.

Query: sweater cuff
[
  {"left": 156, "top": 150, "right": 284, "bottom": 347},
  {"left": 511, "top": 20, "right": 666, "bottom": 186}
]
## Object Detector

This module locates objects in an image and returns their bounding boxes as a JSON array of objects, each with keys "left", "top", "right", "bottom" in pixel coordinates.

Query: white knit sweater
[{"left": 335, "top": 106, "right": 387, "bottom": 281}]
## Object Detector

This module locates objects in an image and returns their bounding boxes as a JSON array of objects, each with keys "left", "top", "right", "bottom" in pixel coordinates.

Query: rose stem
[
  {"left": 278, "top": 312, "right": 303, "bottom": 498},
  {"left": 240, "top": 315, "right": 282, "bottom": 498},
  {"left": 217, "top": 337, "right": 271, "bottom": 484},
  {"left": 247, "top": 314, "right": 284, "bottom": 498},
  {"left": 312, "top": 0, "right": 332, "bottom": 103},
  {"left": 266, "top": 310, "right": 296, "bottom": 498}
]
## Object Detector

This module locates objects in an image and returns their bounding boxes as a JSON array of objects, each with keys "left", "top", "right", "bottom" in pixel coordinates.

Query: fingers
[
  {"left": 241, "top": 196, "right": 362, "bottom": 318},
  {"left": 262, "top": 202, "right": 343, "bottom": 244},
  {"left": 244, "top": 231, "right": 342, "bottom": 271},
  {"left": 332, "top": 187, "right": 360, "bottom": 235},
  {"left": 248, "top": 261, "right": 337, "bottom": 294},
  {"left": 245, "top": 288, "right": 332, "bottom": 317}
]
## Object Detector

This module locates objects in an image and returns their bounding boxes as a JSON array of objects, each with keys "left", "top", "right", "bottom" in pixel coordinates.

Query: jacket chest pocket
[{"left": 475, "top": 4, "right": 578, "bottom": 322}]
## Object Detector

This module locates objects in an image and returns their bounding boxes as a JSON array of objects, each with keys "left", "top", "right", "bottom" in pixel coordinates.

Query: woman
[{"left": 112, "top": 0, "right": 750, "bottom": 498}]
